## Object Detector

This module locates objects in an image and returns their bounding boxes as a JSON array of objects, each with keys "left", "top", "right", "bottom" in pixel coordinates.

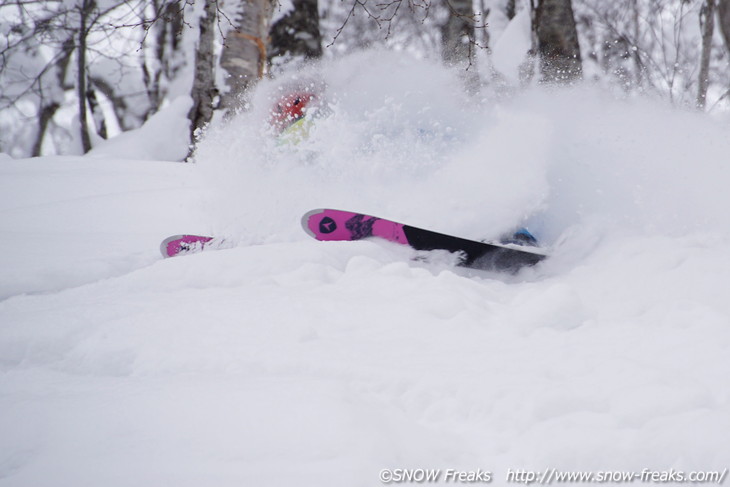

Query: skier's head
[{"left": 270, "top": 92, "right": 316, "bottom": 132}]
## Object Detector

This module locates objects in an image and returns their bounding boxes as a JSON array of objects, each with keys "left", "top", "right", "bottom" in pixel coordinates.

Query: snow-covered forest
[
  {"left": 2, "top": 0, "right": 730, "bottom": 486},
  {"left": 2, "top": 0, "right": 730, "bottom": 157}
]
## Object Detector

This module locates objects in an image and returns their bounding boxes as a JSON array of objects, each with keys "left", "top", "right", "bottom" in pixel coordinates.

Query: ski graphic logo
[
  {"left": 319, "top": 216, "right": 337, "bottom": 234},
  {"left": 345, "top": 214, "right": 377, "bottom": 240}
]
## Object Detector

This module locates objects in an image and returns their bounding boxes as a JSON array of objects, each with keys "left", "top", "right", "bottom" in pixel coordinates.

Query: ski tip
[{"left": 301, "top": 208, "right": 328, "bottom": 239}]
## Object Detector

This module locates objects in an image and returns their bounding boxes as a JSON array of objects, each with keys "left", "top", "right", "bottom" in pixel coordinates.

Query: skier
[
  {"left": 268, "top": 89, "right": 331, "bottom": 145},
  {"left": 270, "top": 92, "right": 317, "bottom": 134},
  {"left": 268, "top": 89, "right": 539, "bottom": 248}
]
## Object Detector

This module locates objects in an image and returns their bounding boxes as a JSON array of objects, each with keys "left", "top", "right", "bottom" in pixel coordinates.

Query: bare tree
[
  {"left": 574, "top": 0, "right": 719, "bottom": 106},
  {"left": 319, "top": 0, "right": 487, "bottom": 88},
  {"left": 320, "top": 0, "right": 443, "bottom": 56},
  {"left": 0, "top": 0, "right": 170, "bottom": 155},
  {"left": 141, "top": 0, "right": 186, "bottom": 115},
  {"left": 1, "top": 2, "right": 75, "bottom": 155}
]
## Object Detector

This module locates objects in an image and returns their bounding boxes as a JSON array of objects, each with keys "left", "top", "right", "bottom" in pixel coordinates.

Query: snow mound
[{"left": 88, "top": 96, "right": 192, "bottom": 162}]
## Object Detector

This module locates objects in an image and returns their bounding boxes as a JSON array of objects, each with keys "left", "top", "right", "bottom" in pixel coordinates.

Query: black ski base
[{"left": 402, "top": 225, "right": 545, "bottom": 271}]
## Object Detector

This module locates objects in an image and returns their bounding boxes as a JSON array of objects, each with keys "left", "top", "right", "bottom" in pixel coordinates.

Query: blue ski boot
[{"left": 500, "top": 228, "right": 539, "bottom": 247}]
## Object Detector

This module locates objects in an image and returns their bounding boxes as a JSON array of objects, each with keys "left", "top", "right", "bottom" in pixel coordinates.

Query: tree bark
[
  {"left": 77, "top": 0, "right": 96, "bottom": 153},
  {"left": 534, "top": 0, "right": 582, "bottom": 83},
  {"left": 219, "top": 0, "right": 275, "bottom": 112},
  {"left": 141, "top": 0, "right": 163, "bottom": 116},
  {"left": 91, "top": 76, "right": 132, "bottom": 131},
  {"left": 441, "top": 0, "right": 476, "bottom": 68},
  {"left": 188, "top": 0, "right": 218, "bottom": 141},
  {"left": 718, "top": 0, "right": 730, "bottom": 54},
  {"left": 86, "top": 85, "right": 107, "bottom": 139},
  {"left": 32, "top": 103, "right": 60, "bottom": 157},
  {"left": 32, "top": 36, "right": 75, "bottom": 156},
  {"left": 697, "top": 0, "right": 716, "bottom": 110},
  {"left": 630, "top": 0, "right": 643, "bottom": 87}
]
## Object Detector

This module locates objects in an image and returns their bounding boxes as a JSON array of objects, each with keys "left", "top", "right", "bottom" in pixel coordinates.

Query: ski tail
[
  {"left": 401, "top": 225, "right": 545, "bottom": 269},
  {"left": 160, "top": 234, "right": 215, "bottom": 258}
]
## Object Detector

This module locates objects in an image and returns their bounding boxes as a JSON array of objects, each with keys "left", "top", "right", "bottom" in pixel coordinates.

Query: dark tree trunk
[
  {"left": 268, "top": 0, "right": 322, "bottom": 61},
  {"left": 718, "top": 0, "right": 730, "bottom": 54},
  {"left": 77, "top": 0, "right": 96, "bottom": 153},
  {"left": 441, "top": 0, "right": 476, "bottom": 67},
  {"left": 534, "top": 0, "right": 582, "bottom": 83},
  {"left": 630, "top": 0, "right": 643, "bottom": 86},
  {"left": 32, "top": 102, "right": 60, "bottom": 157},
  {"left": 86, "top": 85, "right": 107, "bottom": 139},
  {"left": 697, "top": 0, "right": 716, "bottom": 109},
  {"left": 91, "top": 76, "right": 132, "bottom": 131},
  {"left": 32, "top": 36, "right": 74, "bottom": 156},
  {"left": 504, "top": 0, "right": 516, "bottom": 20}
]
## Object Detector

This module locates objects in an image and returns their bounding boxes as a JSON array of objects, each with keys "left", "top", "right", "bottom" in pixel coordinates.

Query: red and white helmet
[{"left": 270, "top": 92, "right": 316, "bottom": 132}]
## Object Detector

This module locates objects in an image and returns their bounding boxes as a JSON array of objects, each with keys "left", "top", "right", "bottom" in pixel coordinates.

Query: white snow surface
[{"left": 1, "top": 53, "right": 730, "bottom": 486}]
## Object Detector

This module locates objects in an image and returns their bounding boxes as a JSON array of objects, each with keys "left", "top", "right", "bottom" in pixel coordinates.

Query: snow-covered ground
[{"left": 1, "top": 54, "right": 729, "bottom": 486}]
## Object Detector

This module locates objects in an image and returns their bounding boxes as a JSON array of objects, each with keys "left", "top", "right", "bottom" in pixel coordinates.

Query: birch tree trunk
[
  {"left": 697, "top": 0, "right": 716, "bottom": 110},
  {"left": 188, "top": 0, "right": 218, "bottom": 141},
  {"left": 219, "top": 0, "right": 275, "bottom": 112}
]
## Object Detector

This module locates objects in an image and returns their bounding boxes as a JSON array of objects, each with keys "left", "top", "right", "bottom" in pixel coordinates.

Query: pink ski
[
  {"left": 302, "top": 208, "right": 546, "bottom": 271},
  {"left": 160, "top": 234, "right": 216, "bottom": 258},
  {"left": 302, "top": 208, "right": 409, "bottom": 245}
]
